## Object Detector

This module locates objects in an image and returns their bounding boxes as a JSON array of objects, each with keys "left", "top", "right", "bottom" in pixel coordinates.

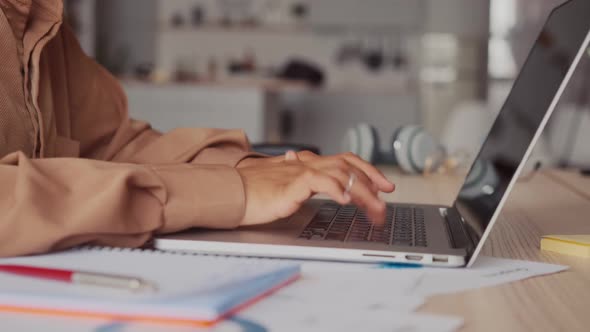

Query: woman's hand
[
  {"left": 239, "top": 151, "right": 394, "bottom": 193},
  {"left": 237, "top": 152, "right": 395, "bottom": 227}
]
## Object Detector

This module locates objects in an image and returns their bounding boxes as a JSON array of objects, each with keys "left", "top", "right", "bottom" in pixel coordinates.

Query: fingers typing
[
  {"left": 316, "top": 161, "right": 386, "bottom": 224},
  {"left": 340, "top": 152, "right": 396, "bottom": 193}
]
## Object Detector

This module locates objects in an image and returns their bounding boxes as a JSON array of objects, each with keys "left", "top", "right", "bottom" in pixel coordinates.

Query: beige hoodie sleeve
[{"left": 0, "top": 152, "right": 246, "bottom": 257}]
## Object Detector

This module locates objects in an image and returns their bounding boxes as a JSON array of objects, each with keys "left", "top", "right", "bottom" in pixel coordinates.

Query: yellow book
[{"left": 541, "top": 235, "right": 590, "bottom": 258}]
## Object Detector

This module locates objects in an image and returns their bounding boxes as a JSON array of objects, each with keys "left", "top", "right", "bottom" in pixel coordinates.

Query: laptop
[{"left": 156, "top": 0, "right": 590, "bottom": 267}]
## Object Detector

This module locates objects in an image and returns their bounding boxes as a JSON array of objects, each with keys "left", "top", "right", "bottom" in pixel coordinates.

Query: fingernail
[
  {"left": 343, "top": 193, "right": 351, "bottom": 202},
  {"left": 285, "top": 151, "right": 296, "bottom": 161}
]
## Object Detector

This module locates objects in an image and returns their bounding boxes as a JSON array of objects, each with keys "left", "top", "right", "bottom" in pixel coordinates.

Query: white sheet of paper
[
  {"left": 410, "top": 256, "right": 568, "bottom": 297},
  {"left": 218, "top": 273, "right": 457, "bottom": 332},
  {"left": 278, "top": 266, "right": 425, "bottom": 309},
  {"left": 285, "top": 256, "right": 568, "bottom": 298},
  {"left": 0, "top": 311, "right": 463, "bottom": 332},
  {"left": 214, "top": 311, "right": 464, "bottom": 332},
  {"left": 200, "top": 263, "right": 442, "bottom": 332}
]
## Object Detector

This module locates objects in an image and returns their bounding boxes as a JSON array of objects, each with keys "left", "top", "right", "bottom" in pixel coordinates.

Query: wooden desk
[
  {"left": 380, "top": 168, "right": 590, "bottom": 332},
  {"left": 545, "top": 169, "right": 590, "bottom": 202}
]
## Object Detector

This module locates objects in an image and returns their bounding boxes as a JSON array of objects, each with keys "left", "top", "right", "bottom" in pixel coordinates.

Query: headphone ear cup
[
  {"left": 391, "top": 126, "right": 420, "bottom": 173},
  {"left": 385, "top": 127, "right": 403, "bottom": 165},
  {"left": 410, "top": 129, "right": 447, "bottom": 173},
  {"left": 343, "top": 123, "right": 379, "bottom": 163},
  {"left": 392, "top": 126, "right": 445, "bottom": 174}
]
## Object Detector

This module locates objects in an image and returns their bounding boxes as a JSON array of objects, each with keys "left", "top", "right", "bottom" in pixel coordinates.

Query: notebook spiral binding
[{"left": 75, "top": 245, "right": 285, "bottom": 263}]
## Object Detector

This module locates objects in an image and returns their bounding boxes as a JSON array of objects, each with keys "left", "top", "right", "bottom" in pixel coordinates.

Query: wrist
[
  {"left": 236, "top": 157, "right": 260, "bottom": 168},
  {"left": 236, "top": 155, "right": 281, "bottom": 168}
]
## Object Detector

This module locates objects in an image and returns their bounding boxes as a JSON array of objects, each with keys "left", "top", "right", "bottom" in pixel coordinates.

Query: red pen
[{"left": 0, "top": 265, "right": 158, "bottom": 293}]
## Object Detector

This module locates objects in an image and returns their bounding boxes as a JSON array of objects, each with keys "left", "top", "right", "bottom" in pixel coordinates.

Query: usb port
[{"left": 433, "top": 256, "right": 449, "bottom": 263}]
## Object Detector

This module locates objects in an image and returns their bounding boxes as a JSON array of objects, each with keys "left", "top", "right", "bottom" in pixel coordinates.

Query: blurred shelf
[
  {"left": 157, "top": 23, "right": 311, "bottom": 34},
  {"left": 121, "top": 78, "right": 414, "bottom": 96},
  {"left": 121, "top": 77, "right": 311, "bottom": 93},
  {"left": 156, "top": 23, "right": 416, "bottom": 36}
]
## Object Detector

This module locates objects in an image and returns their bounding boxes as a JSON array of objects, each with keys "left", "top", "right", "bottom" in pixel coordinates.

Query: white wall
[{"left": 425, "top": 0, "right": 490, "bottom": 37}]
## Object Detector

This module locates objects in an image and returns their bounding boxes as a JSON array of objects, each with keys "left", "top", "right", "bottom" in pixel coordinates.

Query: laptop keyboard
[{"left": 298, "top": 203, "right": 427, "bottom": 247}]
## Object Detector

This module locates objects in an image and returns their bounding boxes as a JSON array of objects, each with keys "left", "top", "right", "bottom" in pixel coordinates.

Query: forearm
[{"left": 0, "top": 152, "right": 245, "bottom": 257}]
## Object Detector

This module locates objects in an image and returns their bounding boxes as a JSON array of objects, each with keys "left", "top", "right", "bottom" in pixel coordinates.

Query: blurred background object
[{"left": 65, "top": 0, "right": 590, "bottom": 172}]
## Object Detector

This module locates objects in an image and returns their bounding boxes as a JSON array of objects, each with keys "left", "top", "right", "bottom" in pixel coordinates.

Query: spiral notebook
[{"left": 0, "top": 247, "right": 300, "bottom": 326}]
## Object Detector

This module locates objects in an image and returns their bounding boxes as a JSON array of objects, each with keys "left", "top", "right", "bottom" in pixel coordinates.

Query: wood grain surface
[
  {"left": 545, "top": 169, "right": 590, "bottom": 202},
  {"left": 380, "top": 168, "right": 590, "bottom": 332}
]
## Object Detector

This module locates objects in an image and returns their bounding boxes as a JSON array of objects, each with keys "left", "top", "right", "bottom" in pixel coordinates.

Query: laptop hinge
[{"left": 439, "top": 207, "right": 476, "bottom": 253}]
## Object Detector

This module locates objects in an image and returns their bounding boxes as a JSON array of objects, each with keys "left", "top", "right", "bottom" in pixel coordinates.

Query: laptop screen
[{"left": 455, "top": 0, "right": 590, "bottom": 259}]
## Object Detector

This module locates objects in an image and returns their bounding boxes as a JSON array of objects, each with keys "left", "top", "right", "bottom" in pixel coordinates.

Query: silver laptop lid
[{"left": 452, "top": 0, "right": 590, "bottom": 267}]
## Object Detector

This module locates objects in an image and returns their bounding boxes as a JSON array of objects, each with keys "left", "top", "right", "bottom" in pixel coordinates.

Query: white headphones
[{"left": 342, "top": 123, "right": 447, "bottom": 174}]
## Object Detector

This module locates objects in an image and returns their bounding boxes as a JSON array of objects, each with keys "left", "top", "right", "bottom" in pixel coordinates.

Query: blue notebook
[{"left": 0, "top": 247, "right": 300, "bottom": 325}]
